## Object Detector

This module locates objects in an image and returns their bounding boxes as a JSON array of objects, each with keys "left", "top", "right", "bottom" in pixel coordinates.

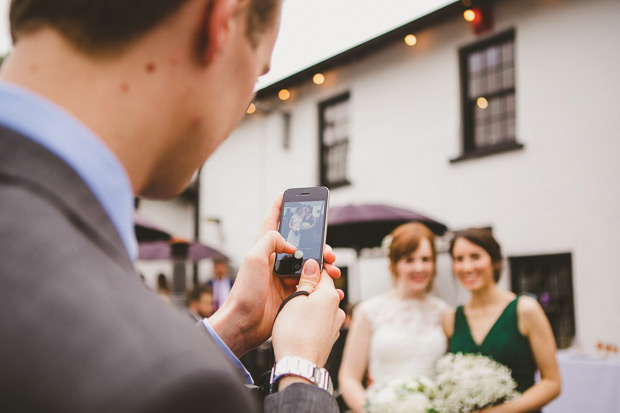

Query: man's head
[
  {"left": 213, "top": 259, "right": 230, "bottom": 280},
  {"left": 6, "top": 0, "right": 282, "bottom": 199},
  {"left": 187, "top": 285, "right": 215, "bottom": 318}
]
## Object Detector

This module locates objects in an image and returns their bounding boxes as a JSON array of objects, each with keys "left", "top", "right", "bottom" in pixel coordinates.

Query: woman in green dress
[{"left": 442, "top": 228, "right": 561, "bottom": 412}]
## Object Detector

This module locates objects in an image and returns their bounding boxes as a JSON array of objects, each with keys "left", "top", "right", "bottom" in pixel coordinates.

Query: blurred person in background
[
  {"left": 156, "top": 272, "right": 173, "bottom": 304},
  {"left": 206, "top": 258, "right": 234, "bottom": 312},
  {"left": 0, "top": 0, "right": 345, "bottom": 411},
  {"left": 443, "top": 228, "right": 561, "bottom": 412},
  {"left": 339, "top": 223, "right": 450, "bottom": 412},
  {"left": 187, "top": 284, "right": 215, "bottom": 321}
]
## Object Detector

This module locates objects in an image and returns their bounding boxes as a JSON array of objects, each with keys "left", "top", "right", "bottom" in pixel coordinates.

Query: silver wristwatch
[{"left": 269, "top": 356, "right": 334, "bottom": 395}]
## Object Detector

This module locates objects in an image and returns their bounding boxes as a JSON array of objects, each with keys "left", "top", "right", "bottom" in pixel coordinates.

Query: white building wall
[{"left": 195, "top": 0, "right": 620, "bottom": 351}]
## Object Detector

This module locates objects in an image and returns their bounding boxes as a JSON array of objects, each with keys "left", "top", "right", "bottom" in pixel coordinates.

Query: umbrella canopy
[
  {"left": 138, "top": 240, "right": 229, "bottom": 262},
  {"left": 327, "top": 203, "right": 448, "bottom": 252},
  {"left": 134, "top": 213, "right": 172, "bottom": 242}
]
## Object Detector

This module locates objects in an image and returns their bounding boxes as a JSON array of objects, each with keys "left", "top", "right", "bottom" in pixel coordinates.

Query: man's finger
[
  {"left": 296, "top": 259, "right": 321, "bottom": 293},
  {"left": 323, "top": 262, "right": 341, "bottom": 279},
  {"left": 323, "top": 244, "right": 335, "bottom": 265},
  {"left": 258, "top": 193, "right": 283, "bottom": 239},
  {"left": 251, "top": 230, "right": 295, "bottom": 259}
]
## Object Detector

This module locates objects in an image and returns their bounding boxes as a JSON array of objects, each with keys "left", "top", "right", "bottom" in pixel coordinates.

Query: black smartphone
[{"left": 274, "top": 186, "right": 330, "bottom": 277}]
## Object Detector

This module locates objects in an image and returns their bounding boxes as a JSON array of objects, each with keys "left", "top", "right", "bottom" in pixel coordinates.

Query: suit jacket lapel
[{"left": 0, "top": 125, "right": 135, "bottom": 274}]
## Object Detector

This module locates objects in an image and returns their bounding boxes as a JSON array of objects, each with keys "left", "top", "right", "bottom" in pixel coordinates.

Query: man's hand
[
  {"left": 208, "top": 194, "right": 341, "bottom": 357},
  {"left": 272, "top": 259, "right": 345, "bottom": 366},
  {"left": 271, "top": 258, "right": 346, "bottom": 392}
]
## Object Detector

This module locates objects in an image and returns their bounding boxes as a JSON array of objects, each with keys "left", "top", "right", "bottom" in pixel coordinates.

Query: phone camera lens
[{"left": 294, "top": 264, "right": 301, "bottom": 270}]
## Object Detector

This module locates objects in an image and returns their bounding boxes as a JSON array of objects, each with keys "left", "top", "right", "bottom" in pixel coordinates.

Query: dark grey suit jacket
[{"left": 0, "top": 126, "right": 338, "bottom": 412}]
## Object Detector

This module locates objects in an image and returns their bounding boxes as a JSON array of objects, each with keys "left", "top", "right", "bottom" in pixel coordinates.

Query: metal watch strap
[{"left": 269, "top": 356, "right": 334, "bottom": 395}]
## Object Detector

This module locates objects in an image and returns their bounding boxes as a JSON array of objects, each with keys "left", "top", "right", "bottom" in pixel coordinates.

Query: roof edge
[{"left": 255, "top": 1, "right": 462, "bottom": 99}]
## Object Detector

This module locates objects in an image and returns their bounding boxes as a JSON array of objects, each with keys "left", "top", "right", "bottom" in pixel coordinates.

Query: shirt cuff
[{"left": 202, "top": 318, "right": 254, "bottom": 384}]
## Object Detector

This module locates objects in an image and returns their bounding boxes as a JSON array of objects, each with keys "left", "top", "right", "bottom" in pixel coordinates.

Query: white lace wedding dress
[{"left": 356, "top": 292, "right": 450, "bottom": 390}]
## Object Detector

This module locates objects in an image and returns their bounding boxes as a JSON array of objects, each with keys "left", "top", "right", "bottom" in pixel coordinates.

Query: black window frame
[
  {"left": 319, "top": 92, "right": 351, "bottom": 189},
  {"left": 452, "top": 29, "right": 523, "bottom": 163}
]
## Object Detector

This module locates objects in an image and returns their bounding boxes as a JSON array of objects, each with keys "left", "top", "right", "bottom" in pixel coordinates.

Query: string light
[
  {"left": 246, "top": 103, "right": 256, "bottom": 114},
  {"left": 278, "top": 89, "right": 291, "bottom": 101},
  {"left": 463, "top": 9, "right": 476, "bottom": 22},
  {"left": 313, "top": 73, "right": 325, "bottom": 85},
  {"left": 476, "top": 97, "right": 489, "bottom": 109},
  {"left": 404, "top": 34, "right": 417, "bottom": 46}
]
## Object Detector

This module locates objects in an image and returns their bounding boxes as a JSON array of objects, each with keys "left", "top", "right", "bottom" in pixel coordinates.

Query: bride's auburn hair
[{"left": 388, "top": 222, "right": 437, "bottom": 284}]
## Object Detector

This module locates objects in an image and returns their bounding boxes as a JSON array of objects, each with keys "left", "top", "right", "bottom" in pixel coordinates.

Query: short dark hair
[
  {"left": 187, "top": 284, "right": 212, "bottom": 303},
  {"left": 10, "top": 0, "right": 280, "bottom": 56},
  {"left": 10, "top": 0, "right": 191, "bottom": 56},
  {"left": 449, "top": 228, "right": 504, "bottom": 282}
]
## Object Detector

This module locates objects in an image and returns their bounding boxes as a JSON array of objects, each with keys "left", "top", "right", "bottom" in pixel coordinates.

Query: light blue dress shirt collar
[
  {"left": 0, "top": 81, "right": 138, "bottom": 260},
  {"left": 0, "top": 80, "right": 253, "bottom": 385}
]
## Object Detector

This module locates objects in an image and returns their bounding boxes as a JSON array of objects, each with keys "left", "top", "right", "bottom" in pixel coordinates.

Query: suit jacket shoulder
[
  {"left": 0, "top": 127, "right": 337, "bottom": 412},
  {"left": 0, "top": 127, "right": 257, "bottom": 412}
]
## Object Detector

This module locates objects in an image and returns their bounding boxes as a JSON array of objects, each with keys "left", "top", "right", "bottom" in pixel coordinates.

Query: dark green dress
[{"left": 450, "top": 296, "right": 537, "bottom": 393}]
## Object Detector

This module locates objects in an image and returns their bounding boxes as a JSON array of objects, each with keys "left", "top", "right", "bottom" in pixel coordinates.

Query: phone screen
[{"left": 274, "top": 190, "right": 328, "bottom": 276}]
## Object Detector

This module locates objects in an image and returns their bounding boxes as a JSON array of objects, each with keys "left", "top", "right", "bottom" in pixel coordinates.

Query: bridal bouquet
[
  {"left": 366, "top": 377, "right": 438, "bottom": 413},
  {"left": 432, "top": 353, "right": 520, "bottom": 413}
]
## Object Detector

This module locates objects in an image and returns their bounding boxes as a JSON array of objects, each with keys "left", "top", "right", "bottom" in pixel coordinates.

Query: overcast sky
[{"left": 0, "top": 0, "right": 453, "bottom": 86}]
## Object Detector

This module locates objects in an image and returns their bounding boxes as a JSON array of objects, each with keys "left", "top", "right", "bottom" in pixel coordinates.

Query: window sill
[
  {"left": 323, "top": 180, "right": 352, "bottom": 190},
  {"left": 450, "top": 141, "right": 524, "bottom": 163}
]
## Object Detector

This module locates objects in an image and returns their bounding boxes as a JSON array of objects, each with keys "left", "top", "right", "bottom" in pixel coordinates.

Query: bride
[
  {"left": 339, "top": 222, "right": 450, "bottom": 412},
  {"left": 286, "top": 205, "right": 304, "bottom": 247}
]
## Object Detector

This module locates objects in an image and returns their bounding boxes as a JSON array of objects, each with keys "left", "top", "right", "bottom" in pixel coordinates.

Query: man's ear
[{"left": 200, "top": 0, "right": 241, "bottom": 65}]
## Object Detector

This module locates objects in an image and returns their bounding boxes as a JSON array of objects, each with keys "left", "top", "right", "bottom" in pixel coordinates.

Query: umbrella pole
[{"left": 171, "top": 242, "right": 189, "bottom": 307}]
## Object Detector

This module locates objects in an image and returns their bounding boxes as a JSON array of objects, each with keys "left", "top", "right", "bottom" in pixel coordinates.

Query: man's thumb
[{"left": 296, "top": 259, "right": 320, "bottom": 293}]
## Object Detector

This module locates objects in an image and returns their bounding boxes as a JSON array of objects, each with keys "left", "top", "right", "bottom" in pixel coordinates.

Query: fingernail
[{"left": 303, "top": 259, "right": 318, "bottom": 275}]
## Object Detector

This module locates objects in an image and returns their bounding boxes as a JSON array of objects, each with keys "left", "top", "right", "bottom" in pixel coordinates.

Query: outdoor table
[{"left": 543, "top": 350, "right": 620, "bottom": 413}]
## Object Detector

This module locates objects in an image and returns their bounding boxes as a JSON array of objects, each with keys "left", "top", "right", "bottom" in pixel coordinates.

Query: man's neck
[{"left": 1, "top": 29, "right": 175, "bottom": 196}]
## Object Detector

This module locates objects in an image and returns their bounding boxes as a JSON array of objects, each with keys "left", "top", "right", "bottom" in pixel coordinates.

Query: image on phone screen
[{"left": 274, "top": 198, "right": 327, "bottom": 276}]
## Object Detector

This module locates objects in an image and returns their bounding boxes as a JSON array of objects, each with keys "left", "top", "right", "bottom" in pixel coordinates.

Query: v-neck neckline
[{"left": 462, "top": 296, "right": 518, "bottom": 348}]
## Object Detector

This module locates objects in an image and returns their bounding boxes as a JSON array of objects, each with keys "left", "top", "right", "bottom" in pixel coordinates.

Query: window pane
[
  {"left": 506, "top": 116, "right": 515, "bottom": 139},
  {"left": 462, "top": 32, "right": 517, "bottom": 153},
  {"left": 487, "top": 72, "right": 499, "bottom": 95},
  {"left": 506, "top": 94, "right": 515, "bottom": 115},
  {"left": 502, "top": 42, "right": 513, "bottom": 63},
  {"left": 320, "top": 96, "right": 350, "bottom": 186},
  {"left": 486, "top": 46, "right": 500, "bottom": 69},
  {"left": 470, "top": 76, "right": 482, "bottom": 99},
  {"left": 490, "top": 120, "right": 501, "bottom": 145},
  {"left": 469, "top": 51, "right": 483, "bottom": 74},
  {"left": 502, "top": 67, "right": 514, "bottom": 89}
]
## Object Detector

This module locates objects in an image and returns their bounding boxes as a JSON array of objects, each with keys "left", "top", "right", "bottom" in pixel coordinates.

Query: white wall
[{"left": 196, "top": 0, "right": 620, "bottom": 351}]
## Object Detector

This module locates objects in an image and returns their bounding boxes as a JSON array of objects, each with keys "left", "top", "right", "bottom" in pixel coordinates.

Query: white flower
[
  {"left": 381, "top": 234, "right": 393, "bottom": 254},
  {"left": 433, "top": 353, "right": 520, "bottom": 413},
  {"left": 366, "top": 377, "right": 437, "bottom": 413}
]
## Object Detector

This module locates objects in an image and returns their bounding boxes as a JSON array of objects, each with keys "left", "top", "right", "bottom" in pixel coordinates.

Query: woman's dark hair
[{"left": 449, "top": 228, "right": 503, "bottom": 282}]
